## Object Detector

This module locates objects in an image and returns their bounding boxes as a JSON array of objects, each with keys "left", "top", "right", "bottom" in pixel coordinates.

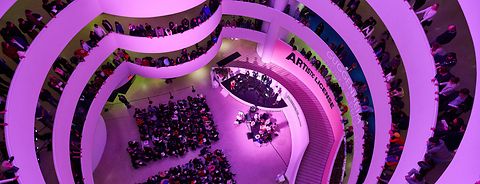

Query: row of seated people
[
  {"left": 220, "top": 16, "right": 263, "bottom": 32},
  {"left": 142, "top": 148, "right": 236, "bottom": 184},
  {"left": 128, "top": 95, "right": 219, "bottom": 169},
  {"left": 287, "top": 4, "right": 381, "bottom": 181}
]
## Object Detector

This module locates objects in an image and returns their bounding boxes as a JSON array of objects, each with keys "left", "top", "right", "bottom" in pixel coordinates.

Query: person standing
[
  {"left": 114, "top": 21, "right": 124, "bottom": 34},
  {"left": 434, "top": 25, "right": 457, "bottom": 45},
  {"left": 102, "top": 19, "right": 114, "bottom": 33},
  {"left": 416, "top": 3, "right": 439, "bottom": 28},
  {"left": 93, "top": 24, "right": 107, "bottom": 38},
  {"left": 118, "top": 95, "right": 131, "bottom": 109}
]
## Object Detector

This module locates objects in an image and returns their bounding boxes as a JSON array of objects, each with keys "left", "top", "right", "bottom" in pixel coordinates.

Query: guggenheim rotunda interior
[{"left": 0, "top": 0, "right": 478, "bottom": 183}]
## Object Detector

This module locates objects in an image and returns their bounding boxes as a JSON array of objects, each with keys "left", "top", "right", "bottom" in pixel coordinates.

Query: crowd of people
[
  {"left": 329, "top": 0, "right": 415, "bottom": 182},
  {"left": 216, "top": 69, "right": 286, "bottom": 108},
  {"left": 235, "top": 106, "right": 279, "bottom": 144},
  {"left": 126, "top": 1, "right": 220, "bottom": 38},
  {"left": 127, "top": 95, "right": 220, "bottom": 169},
  {"left": 330, "top": 0, "right": 475, "bottom": 183},
  {"left": 130, "top": 26, "right": 221, "bottom": 68},
  {"left": 142, "top": 148, "right": 235, "bottom": 184},
  {"left": 236, "top": 0, "right": 269, "bottom": 6},
  {"left": 286, "top": 2, "right": 383, "bottom": 181},
  {"left": 221, "top": 16, "right": 263, "bottom": 32}
]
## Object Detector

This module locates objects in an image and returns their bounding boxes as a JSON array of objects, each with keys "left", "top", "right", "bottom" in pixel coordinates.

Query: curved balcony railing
[
  {"left": 436, "top": 0, "right": 480, "bottom": 183},
  {"left": 222, "top": 1, "right": 364, "bottom": 182},
  {"left": 292, "top": 1, "right": 392, "bottom": 183},
  {"left": 98, "top": 0, "right": 206, "bottom": 18},
  {"left": 357, "top": 0, "right": 437, "bottom": 183},
  {"left": 54, "top": 15, "right": 222, "bottom": 184},
  {"left": 4, "top": 0, "right": 219, "bottom": 183},
  {"left": 0, "top": 0, "right": 16, "bottom": 19},
  {"left": 78, "top": 29, "right": 217, "bottom": 183}
]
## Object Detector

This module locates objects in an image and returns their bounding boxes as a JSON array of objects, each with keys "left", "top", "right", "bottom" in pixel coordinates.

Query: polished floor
[{"left": 93, "top": 43, "right": 292, "bottom": 183}]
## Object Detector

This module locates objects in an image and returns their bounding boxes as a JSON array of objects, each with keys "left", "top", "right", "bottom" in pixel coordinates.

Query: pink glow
[{"left": 223, "top": 2, "right": 365, "bottom": 182}]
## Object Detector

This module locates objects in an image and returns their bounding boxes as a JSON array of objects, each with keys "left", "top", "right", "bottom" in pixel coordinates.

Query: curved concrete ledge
[
  {"left": 294, "top": 1, "right": 391, "bottom": 182},
  {"left": 5, "top": 0, "right": 222, "bottom": 183},
  {"left": 98, "top": 0, "right": 206, "bottom": 18},
  {"left": 80, "top": 63, "right": 131, "bottom": 184},
  {"left": 52, "top": 36, "right": 117, "bottom": 184},
  {"left": 114, "top": 6, "right": 222, "bottom": 53},
  {"left": 4, "top": 0, "right": 103, "bottom": 183},
  {"left": 78, "top": 32, "right": 223, "bottom": 184},
  {"left": 223, "top": 2, "right": 363, "bottom": 182},
  {"left": 55, "top": 21, "right": 222, "bottom": 184},
  {"left": 361, "top": 0, "right": 438, "bottom": 183},
  {"left": 0, "top": 0, "right": 16, "bottom": 19},
  {"left": 221, "top": 27, "right": 267, "bottom": 44},
  {"left": 436, "top": 0, "right": 480, "bottom": 183}
]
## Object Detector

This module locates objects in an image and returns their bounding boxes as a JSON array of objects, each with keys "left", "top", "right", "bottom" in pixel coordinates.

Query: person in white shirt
[
  {"left": 80, "top": 40, "right": 91, "bottom": 52},
  {"left": 416, "top": 3, "right": 439, "bottom": 28},
  {"left": 438, "top": 77, "right": 459, "bottom": 97},
  {"left": 93, "top": 24, "right": 107, "bottom": 38}
]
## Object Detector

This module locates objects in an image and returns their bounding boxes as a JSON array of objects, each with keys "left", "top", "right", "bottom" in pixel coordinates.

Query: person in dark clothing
[
  {"left": 102, "top": 19, "right": 114, "bottom": 33},
  {"left": 118, "top": 95, "right": 131, "bottom": 109},
  {"left": 434, "top": 25, "right": 457, "bottom": 45},
  {"left": 409, "top": 0, "right": 427, "bottom": 11},
  {"left": 0, "top": 59, "right": 14, "bottom": 79},
  {"left": 315, "top": 22, "right": 324, "bottom": 36},
  {"left": 18, "top": 18, "right": 38, "bottom": 39},
  {"left": 114, "top": 21, "right": 124, "bottom": 34},
  {"left": 39, "top": 89, "right": 58, "bottom": 107}
]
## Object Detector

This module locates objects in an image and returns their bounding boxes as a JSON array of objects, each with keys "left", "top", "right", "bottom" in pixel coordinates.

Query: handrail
[
  {"left": 222, "top": 2, "right": 361, "bottom": 182},
  {"left": 98, "top": 0, "right": 206, "bottom": 18},
  {"left": 359, "top": 0, "right": 438, "bottom": 183},
  {"left": 294, "top": 1, "right": 392, "bottom": 183},
  {"left": 53, "top": 8, "right": 222, "bottom": 183},
  {"left": 80, "top": 32, "right": 223, "bottom": 183},
  {"left": 4, "top": 0, "right": 219, "bottom": 183},
  {"left": 4, "top": 0, "right": 103, "bottom": 183},
  {"left": 436, "top": 0, "right": 480, "bottom": 182}
]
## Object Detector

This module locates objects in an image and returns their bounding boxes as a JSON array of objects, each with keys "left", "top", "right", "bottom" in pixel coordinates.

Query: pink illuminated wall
[
  {"left": 4, "top": 1, "right": 103, "bottom": 183},
  {"left": 52, "top": 36, "right": 117, "bottom": 184},
  {"left": 270, "top": 40, "right": 343, "bottom": 182},
  {"left": 360, "top": 0, "right": 438, "bottom": 182},
  {"left": 98, "top": 0, "right": 206, "bottom": 18},
  {"left": 295, "top": 1, "right": 392, "bottom": 182},
  {"left": 222, "top": 2, "right": 365, "bottom": 182},
  {"left": 0, "top": 0, "right": 15, "bottom": 19},
  {"left": 80, "top": 63, "right": 131, "bottom": 184}
]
